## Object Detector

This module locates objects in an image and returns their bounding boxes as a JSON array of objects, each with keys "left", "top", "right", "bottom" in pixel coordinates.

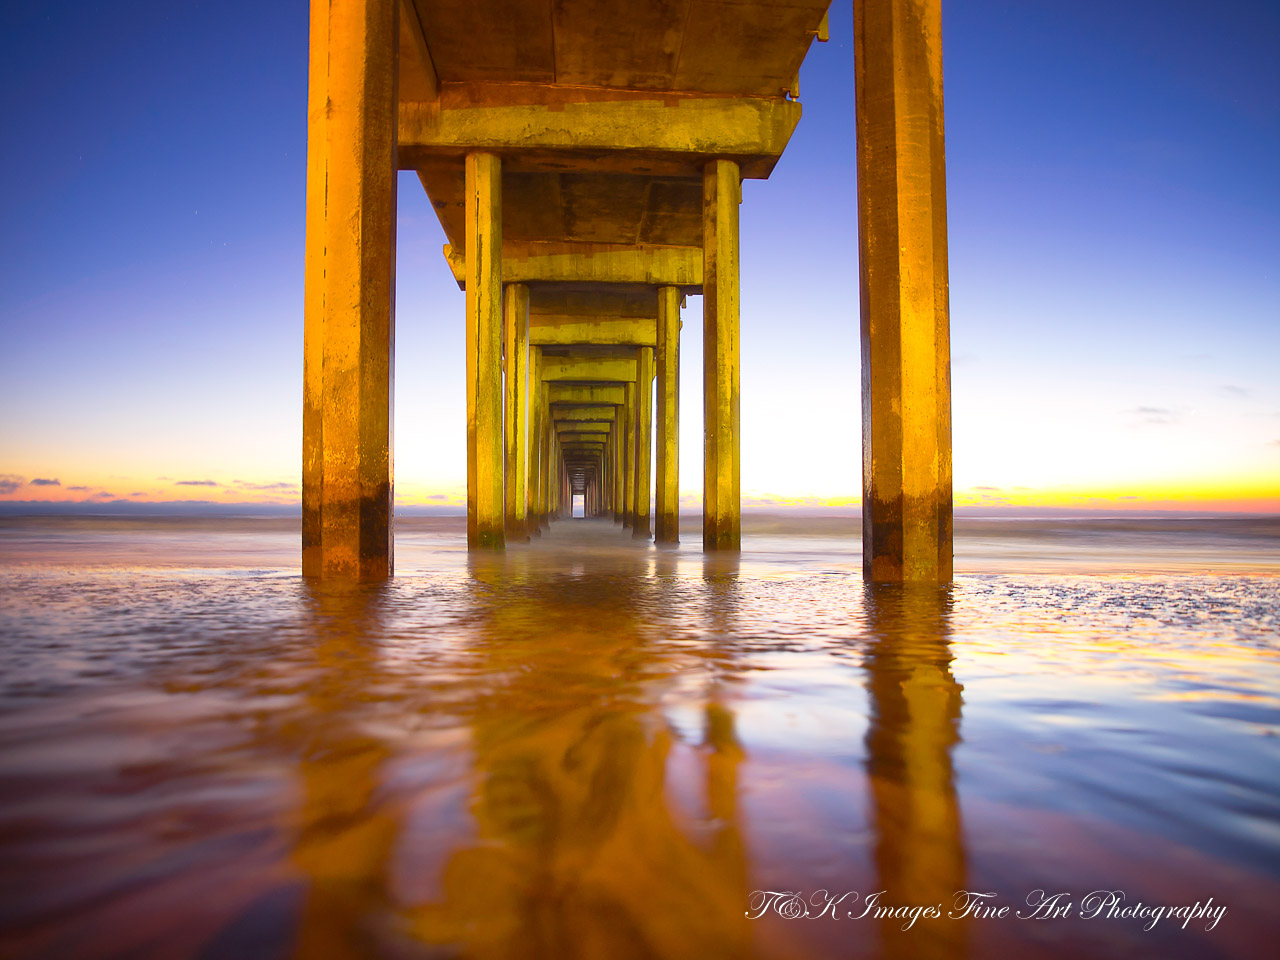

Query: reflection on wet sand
[
  {"left": 401, "top": 551, "right": 750, "bottom": 958},
  {"left": 2, "top": 518, "right": 1278, "bottom": 959},
  {"left": 291, "top": 580, "right": 400, "bottom": 959},
  {"left": 863, "top": 584, "right": 966, "bottom": 960}
]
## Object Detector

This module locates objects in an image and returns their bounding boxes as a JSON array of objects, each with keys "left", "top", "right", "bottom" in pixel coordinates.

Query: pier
[{"left": 302, "top": 0, "right": 952, "bottom": 581}]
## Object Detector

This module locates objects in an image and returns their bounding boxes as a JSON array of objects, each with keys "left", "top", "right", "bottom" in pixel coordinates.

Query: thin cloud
[
  {"left": 232, "top": 480, "right": 297, "bottom": 491},
  {"left": 175, "top": 479, "right": 219, "bottom": 487},
  {"left": 428, "top": 494, "right": 448, "bottom": 501},
  {"left": 1220, "top": 385, "right": 1251, "bottom": 399},
  {"left": 67, "top": 485, "right": 90, "bottom": 492},
  {"left": 973, "top": 485, "right": 1002, "bottom": 491},
  {"left": 1133, "top": 405, "right": 1178, "bottom": 425},
  {"left": 29, "top": 478, "right": 61, "bottom": 486},
  {"left": 0, "top": 475, "right": 24, "bottom": 495}
]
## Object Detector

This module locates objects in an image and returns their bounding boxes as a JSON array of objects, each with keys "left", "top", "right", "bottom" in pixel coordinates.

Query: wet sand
[{"left": 0, "top": 516, "right": 1277, "bottom": 958}]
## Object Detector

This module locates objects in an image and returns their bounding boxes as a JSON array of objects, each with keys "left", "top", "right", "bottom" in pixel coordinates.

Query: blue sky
[{"left": 1, "top": 1, "right": 1276, "bottom": 510}]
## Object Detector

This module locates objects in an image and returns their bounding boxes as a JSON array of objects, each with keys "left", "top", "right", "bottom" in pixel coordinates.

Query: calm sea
[{"left": 0, "top": 515, "right": 1277, "bottom": 959}]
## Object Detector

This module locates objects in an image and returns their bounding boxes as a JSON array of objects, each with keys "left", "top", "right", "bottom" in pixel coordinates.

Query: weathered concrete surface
[
  {"left": 503, "top": 282, "right": 530, "bottom": 541},
  {"left": 655, "top": 286, "right": 681, "bottom": 544},
  {"left": 303, "top": 0, "right": 398, "bottom": 579},
  {"left": 702, "top": 160, "right": 741, "bottom": 551},
  {"left": 465, "top": 152, "right": 504, "bottom": 548},
  {"left": 856, "top": 0, "right": 953, "bottom": 582}
]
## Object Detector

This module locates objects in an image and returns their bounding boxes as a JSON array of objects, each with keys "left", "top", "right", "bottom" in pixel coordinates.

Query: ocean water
[{"left": 0, "top": 515, "right": 1277, "bottom": 960}]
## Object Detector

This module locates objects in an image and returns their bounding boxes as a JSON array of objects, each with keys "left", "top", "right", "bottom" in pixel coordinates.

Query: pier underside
[{"left": 304, "top": 0, "right": 953, "bottom": 579}]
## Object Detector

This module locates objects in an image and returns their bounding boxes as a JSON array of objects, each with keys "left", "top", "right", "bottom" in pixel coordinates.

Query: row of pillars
[
  {"left": 302, "top": 0, "right": 953, "bottom": 581},
  {"left": 466, "top": 155, "right": 737, "bottom": 553}
]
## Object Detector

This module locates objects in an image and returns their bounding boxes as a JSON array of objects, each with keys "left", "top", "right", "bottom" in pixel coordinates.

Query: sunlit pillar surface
[
  {"left": 623, "top": 381, "right": 637, "bottom": 528},
  {"left": 702, "top": 159, "right": 741, "bottom": 551},
  {"left": 466, "top": 151, "right": 504, "bottom": 549},
  {"left": 655, "top": 286, "right": 681, "bottom": 544},
  {"left": 302, "top": 0, "right": 398, "bottom": 579},
  {"left": 465, "top": 154, "right": 504, "bottom": 552},
  {"left": 634, "top": 346, "right": 655, "bottom": 539},
  {"left": 503, "top": 282, "right": 530, "bottom": 541},
  {"left": 855, "top": 0, "right": 954, "bottom": 581}
]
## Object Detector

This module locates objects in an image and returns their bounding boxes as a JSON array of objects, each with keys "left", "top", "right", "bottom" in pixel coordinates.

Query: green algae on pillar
[
  {"left": 703, "top": 160, "right": 741, "bottom": 551},
  {"left": 655, "top": 286, "right": 681, "bottom": 544},
  {"left": 855, "top": 0, "right": 953, "bottom": 582},
  {"left": 466, "top": 151, "right": 504, "bottom": 549},
  {"left": 302, "top": 0, "right": 397, "bottom": 579}
]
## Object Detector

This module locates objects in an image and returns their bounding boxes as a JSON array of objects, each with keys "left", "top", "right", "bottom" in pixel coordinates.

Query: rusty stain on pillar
[
  {"left": 703, "top": 159, "right": 741, "bottom": 551},
  {"left": 855, "top": 0, "right": 953, "bottom": 582},
  {"left": 465, "top": 151, "right": 504, "bottom": 549},
  {"left": 302, "top": 0, "right": 397, "bottom": 579},
  {"left": 633, "top": 346, "right": 654, "bottom": 540},
  {"left": 655, "top": 286, "right": 681, "bottom": 544},
  {"left": 503, "top": 282, "right": 530, "bottom": 541}
]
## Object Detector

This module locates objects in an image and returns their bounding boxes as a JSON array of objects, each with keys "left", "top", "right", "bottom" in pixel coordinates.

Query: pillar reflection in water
[
  {"left": 862, "top": 584, "right": 966, "bottom": 960},
  {"left": 407, "top": 551, "right": 750, "bottom": 959},
  {"left": 291, "top": 579, "right": 400, "bottom": 960}
]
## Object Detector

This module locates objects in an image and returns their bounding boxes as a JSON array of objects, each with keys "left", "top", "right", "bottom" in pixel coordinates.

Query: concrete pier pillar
[
  {"left": 542, "top": 381, "right": 552, "bottom": 527},
  {"left": 613, "top": 415, "right": 625, "bottom": 523},
  {"left": 465, "top": 151, "right": 504, "bottom": 549},
  {"left": 655, "top": 286, "right": 681, "bottom": 544},
  {"left": 855, "top": 0, "right": 953, "bottom": 581},
  {"left": 503, "top": 282, "right": 530, "bottom": 541},
  {"left": 527, "top": 348, "right": 543, "bottom": 534},
  {"left": 302, "top": 0, "right": 397, "bottom": 579},
  {"left": 622, "top": 381, "right": 637, "bottom": 528},
  {"left": 702, "top": 159, "right": 741, "bottom": 551},
  {"left": 633, "top": 346, "right": 654, "bottom": 540}
]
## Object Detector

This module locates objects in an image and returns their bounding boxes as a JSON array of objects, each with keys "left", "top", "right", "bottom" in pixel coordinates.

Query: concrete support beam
[
  {"left": 855, "top": 0, "right": 953, "bottom": 582},
  {"left": 503, "top": 282, "right": 530, "bottom": 541},
  {"left": 540, "top": 357, "right": 637, "bottom": 383},
  {"left": 702, "top": 159, "right": 741, "bottom": 551},
  {"left": 548, "top": 384, "right": 626, "bottom": 406},
  {"left": 396, "top": 0, "right": 437, "bottom": 101},
  {"left": 529, "top": 317, "right": 658, "bottom": 347},
  {"left": 633, "top": 346, "right": 654, "bottom": 540},
  {"left": 551, "top": 405, "right": 617, "bottom": 422},
  {"left": 302, "top": 0, "right": 398, "bottom": 579},
  {"left": 465, "top": 151, "right": 504, "bottom": 549},
  {"left": 443, "top": 241, "right": 701, "bottom": 288},
  {"left": 398, "top": 85, "right": 802, "bottom": 179},
  {"left": 655, "top": 286, "right": 681, "bottom": 544}
]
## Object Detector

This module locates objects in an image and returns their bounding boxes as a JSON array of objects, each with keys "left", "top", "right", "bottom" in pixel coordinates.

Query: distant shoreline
[{"left": 1, "top": 501, "right": 1277, "bottom": 522}]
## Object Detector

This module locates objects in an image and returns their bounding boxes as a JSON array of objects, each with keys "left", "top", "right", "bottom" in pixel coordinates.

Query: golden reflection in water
[
  {"left": 293, "top": 580, "right": 400, "bottom": 959},
  {"left": 863, "top": 583, "right": 967, "bottom": 960},
  {"left": 401, "top": 552, "right": 750, "bottom": 959}
]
